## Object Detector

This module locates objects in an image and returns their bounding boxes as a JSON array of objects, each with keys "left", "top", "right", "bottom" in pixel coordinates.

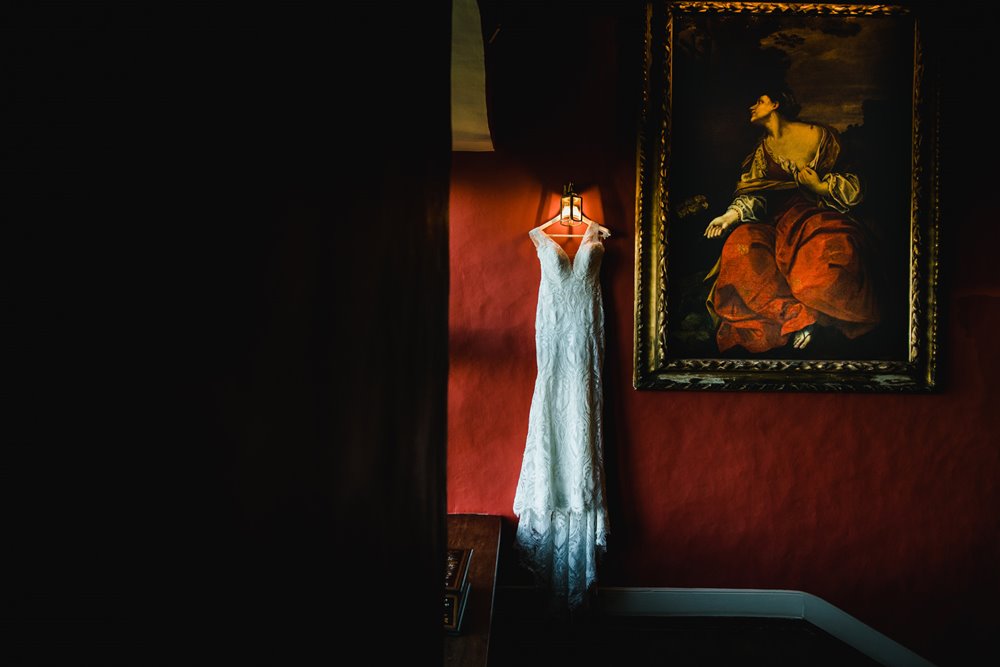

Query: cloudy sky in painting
[{"left": 759, "top": 18, "right": 895, "bottom": 131}]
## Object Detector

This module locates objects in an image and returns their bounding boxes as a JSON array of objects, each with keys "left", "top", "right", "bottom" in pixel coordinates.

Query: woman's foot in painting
[{"left": 792, "top": 325, "right": 814, "bottom": 350}]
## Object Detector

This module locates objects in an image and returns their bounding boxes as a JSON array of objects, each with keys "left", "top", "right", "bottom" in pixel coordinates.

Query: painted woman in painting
[{"left": 703, "top": 89, "right": 879, "bottom": 353}]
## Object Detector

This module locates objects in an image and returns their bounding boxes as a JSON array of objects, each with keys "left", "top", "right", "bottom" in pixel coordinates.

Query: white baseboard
[{"left": 500, "top": 586, "right": 936, "bottom": 667}]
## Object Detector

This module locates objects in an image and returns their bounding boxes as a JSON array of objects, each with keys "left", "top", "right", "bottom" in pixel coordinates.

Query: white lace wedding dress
[{"left": 513, "top": 221, "right": 610, "bottom": 610}]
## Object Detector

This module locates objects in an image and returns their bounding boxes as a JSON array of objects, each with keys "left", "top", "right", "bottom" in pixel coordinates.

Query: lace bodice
[{"left": 529, "top": 225, "right": 605, "bottom": 342}]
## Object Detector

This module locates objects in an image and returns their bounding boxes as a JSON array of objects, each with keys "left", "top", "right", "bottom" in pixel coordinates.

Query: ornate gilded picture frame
[{"left": 633, "top": 1, "right": 939, "bottom": 391}]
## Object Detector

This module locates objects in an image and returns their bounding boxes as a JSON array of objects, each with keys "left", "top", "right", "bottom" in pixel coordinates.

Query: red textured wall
[{"left": 448, "top": 5, "right": 999, "bottom": 665}]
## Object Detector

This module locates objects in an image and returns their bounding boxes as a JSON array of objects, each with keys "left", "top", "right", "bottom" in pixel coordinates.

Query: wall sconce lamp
[
  {"left": 540, "top": 182, "right": 611, "bottom": 239},
  {"left": 560, "top": 182, "right": 583, "bottom": 226}
]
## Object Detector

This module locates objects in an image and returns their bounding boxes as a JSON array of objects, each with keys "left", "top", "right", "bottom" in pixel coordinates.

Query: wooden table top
[{"left": 444, "top": 514, "right": 502, "bottom": 667}]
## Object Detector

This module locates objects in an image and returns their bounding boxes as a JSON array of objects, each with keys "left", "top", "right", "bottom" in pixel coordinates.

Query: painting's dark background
[{"left": 669, "top": 12, "right": 913, "bottom": 359}]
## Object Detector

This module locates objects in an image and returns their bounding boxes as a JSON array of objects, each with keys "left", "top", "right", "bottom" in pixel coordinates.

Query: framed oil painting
[{"left": 633, "top": 1, "right": 940, "bottom": 391}]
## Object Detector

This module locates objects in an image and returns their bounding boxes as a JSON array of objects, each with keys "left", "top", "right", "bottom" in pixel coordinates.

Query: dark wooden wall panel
[{"left": 7, "top": 3, "right": 451, "bottom": 663}]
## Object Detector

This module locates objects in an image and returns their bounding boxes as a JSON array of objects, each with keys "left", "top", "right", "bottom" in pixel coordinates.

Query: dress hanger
[{"left": 535, "top": 213, "right": 611, "bottom": 240}]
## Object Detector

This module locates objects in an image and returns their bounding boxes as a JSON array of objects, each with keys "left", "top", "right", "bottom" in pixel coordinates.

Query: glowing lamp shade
[{"left": 560, "top": 182, "right": 583, "bottom": 225}]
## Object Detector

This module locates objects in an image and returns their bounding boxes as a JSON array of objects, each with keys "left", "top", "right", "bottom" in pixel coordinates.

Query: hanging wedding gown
[{"left": 513, "top": 221, "right": 610, "bottom": 610}]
